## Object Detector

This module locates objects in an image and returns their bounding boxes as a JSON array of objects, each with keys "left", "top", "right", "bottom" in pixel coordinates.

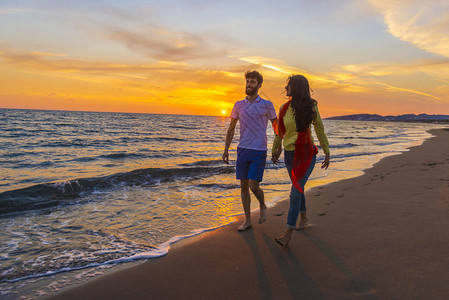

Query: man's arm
[{"left": 222, "top": 118, "right": 238, "bottom": 164}]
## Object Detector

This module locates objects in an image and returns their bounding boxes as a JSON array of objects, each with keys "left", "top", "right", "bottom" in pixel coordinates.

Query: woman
[{"left": 272, "top": 74, "right": 330, "bottom": 246}]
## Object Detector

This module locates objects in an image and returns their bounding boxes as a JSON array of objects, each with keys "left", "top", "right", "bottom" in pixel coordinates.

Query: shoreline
[{"left": 44, "top": 128, "right": 449, "bottom": 299}]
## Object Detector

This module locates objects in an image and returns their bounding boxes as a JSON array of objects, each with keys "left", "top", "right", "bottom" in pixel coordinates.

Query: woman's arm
[
  {"left": 271, "top": 134, "right": 282, "bottom": 164},
  {"left": 312, "top": 105, "right": 330, "bottom": 169}
]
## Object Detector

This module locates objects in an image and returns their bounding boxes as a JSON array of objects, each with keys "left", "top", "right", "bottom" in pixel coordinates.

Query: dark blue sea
[{"left": 0, "top": 108, "right": 443, "bottom": 298}]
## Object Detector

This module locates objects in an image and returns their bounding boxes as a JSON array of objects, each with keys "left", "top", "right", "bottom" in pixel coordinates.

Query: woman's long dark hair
[{"left": 287, "top": 75, "right": 317, "bottom": 132}]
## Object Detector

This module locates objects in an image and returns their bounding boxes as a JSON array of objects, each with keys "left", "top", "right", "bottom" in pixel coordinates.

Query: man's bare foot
[
  {"left": 237, "top": 220, "right": 252, "bottom": 231},
  {"left": 275, "top": 234, "right": 291, "bottom": 246},
  {"left": 259, "top": 207, "right": 267, "bottom": 224}
]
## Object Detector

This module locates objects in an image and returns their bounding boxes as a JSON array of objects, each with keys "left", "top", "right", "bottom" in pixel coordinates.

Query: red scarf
[{"left": 275, "top": 101, "right": 318, "bottom": 193}]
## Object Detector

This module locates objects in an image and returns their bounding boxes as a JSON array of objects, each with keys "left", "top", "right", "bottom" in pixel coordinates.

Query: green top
[{"left": 272, "top": 103, "right": 330, "bottom": 154}]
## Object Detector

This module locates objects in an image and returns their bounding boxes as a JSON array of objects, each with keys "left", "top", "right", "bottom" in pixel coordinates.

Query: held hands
[
  {"left": 321, "top": 153, "right": 330, "bottom": 170},
  {"left": 271, "top": 146, "right": 282, "bottom": 164}
]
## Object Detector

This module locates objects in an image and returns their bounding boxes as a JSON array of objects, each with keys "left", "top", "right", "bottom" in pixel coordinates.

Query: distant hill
[{"left": 325, "top": 113, "right": 449, "bottom": 123}]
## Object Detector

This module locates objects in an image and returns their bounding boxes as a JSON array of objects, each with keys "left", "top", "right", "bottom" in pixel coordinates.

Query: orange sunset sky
[{"left": 1, "top": 0, "right": 448, "bottom": 117}]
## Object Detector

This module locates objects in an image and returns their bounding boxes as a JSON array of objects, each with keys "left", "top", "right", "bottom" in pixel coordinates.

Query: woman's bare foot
[
  {"left": 237, "top": 220, "right": 252, "bottom": 231},
  {"left": 274, "top": 234, "right": 291, "bottom": 246},
  {"left": 275, "top": 229, "right": 293, "bottom": 246}
]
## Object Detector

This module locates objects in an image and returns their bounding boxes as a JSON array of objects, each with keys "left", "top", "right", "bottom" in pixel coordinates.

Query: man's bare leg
[
  {"left": 249, "top": 179, "right": 267, "bottom": 224},
  {"left": 238, "top": 179, "right": 252, "bottom": 231}
]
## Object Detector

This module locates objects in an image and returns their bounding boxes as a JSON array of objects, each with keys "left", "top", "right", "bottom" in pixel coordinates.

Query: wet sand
[{"left": 45, "top": 128, "right": 449, "bottom": 300}]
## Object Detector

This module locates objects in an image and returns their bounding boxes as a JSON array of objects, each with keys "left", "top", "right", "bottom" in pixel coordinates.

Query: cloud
[
  {"left": 367, "top": 0, "right": 449, "bottom": 57},
  {"left": 378, "top": 82, "right": 440, "bottom": 100},
  {"left": 237, "top": 56, "right": 375, "bottom": 95},
  {"left": 0, "top": 7, "right": 32, "bottom": 15},
  {"left": 104, "top": 24, "right": 233, "bottom": 62},
  {"left": 337, "top": 58, "right": 449, "bottom": 81},
  {"left": 0, "top": 43, "right": 244, "bottom": 99},
  {"left": 79, "top": 3, "right": 238, "bottom": 63},
  {"left": 1, "top": 2, "right": 235, "bottom": 63},
  {"left": 329, "top": 59, "right": 449, "bottom": 101},
  {"left": 238, "top": 56, "right": 305, "bottom": 75},
  {"left": 0, "top": 44, "right": 182, "bottom": 74},
  {"left": 237, "top": 56, "right": 340, "bottom": 85},
  {"left": 29, "top": 52, "right": 65, "bottom": 57}
]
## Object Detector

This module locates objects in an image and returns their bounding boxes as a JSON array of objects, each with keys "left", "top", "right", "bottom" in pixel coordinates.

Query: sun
[{"left": 221, "top": 110, "right": 227, "bottom": 115}]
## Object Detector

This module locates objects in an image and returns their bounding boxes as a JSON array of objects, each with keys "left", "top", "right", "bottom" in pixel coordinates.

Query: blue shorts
[{"left": 236, "top": 147, "right": 267, "bottom": 182}]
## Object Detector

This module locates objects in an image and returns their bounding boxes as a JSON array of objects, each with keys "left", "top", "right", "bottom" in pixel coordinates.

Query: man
[{"left": 222, "top": 71, "right": 277, "bottom": 231}]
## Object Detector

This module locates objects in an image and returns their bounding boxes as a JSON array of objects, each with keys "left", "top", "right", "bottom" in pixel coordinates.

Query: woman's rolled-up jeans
[{"left": 284, "top": 150, "right": 316, "bottom": 229}]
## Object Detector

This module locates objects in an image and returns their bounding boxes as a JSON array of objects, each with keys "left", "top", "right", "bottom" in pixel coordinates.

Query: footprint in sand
[{"left": 373, "top": 174, "right": 385, "bottom": 180}]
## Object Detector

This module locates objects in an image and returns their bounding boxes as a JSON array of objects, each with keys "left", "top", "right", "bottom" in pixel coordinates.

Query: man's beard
[{"left": 245, "top": 86, "right": 259, "bottom": 96}]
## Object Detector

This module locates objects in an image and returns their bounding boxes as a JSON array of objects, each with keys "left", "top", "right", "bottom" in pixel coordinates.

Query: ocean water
[{"left": 0, "top": 108, "right": 445, "bottom": 298}]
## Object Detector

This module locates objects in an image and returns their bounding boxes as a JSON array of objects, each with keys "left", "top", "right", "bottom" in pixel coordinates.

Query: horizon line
[{"left": 1, "top": 107, "right": 447, "bottom": 118}]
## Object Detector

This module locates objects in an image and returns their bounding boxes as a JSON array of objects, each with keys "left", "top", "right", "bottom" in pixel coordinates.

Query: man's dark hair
[{"left": 245, "top": 70, "right": 263, "bottom": 85}]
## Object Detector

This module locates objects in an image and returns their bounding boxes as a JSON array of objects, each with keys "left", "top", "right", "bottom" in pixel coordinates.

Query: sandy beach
[{"left": 45, "top": 128, "right": 449, "bottom": 300}]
